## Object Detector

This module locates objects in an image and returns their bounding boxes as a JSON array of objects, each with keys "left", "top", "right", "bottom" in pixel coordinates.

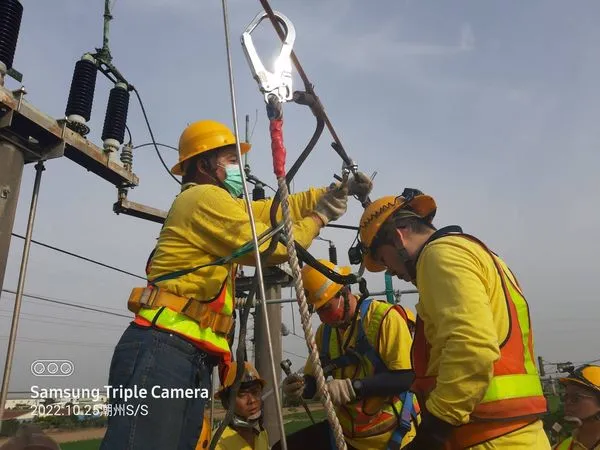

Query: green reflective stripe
[
  {"left": 505, "top": 279, "right": 538, "bottom": 375},
  {"left": 366, "top": 301, "right": 391, "bottom": 344},
  {"left": 481, "top": 373, "right": 544, "bottom": 403},
  {"left": 556, "top": 436, "right": 573, "bottom": 450},
  {"left": 222, "top": 278, "right": 234, "bottom": 315}
]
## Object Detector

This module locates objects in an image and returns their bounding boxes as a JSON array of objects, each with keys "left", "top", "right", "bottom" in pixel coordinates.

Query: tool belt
[{"left": 128, "top": 286, "right": 234, "bottom": 335}]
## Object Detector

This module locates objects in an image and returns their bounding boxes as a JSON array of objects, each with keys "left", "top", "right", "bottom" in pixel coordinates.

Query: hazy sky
[{"left": 1, "top": 0, "right": 599, "bottom": 396}]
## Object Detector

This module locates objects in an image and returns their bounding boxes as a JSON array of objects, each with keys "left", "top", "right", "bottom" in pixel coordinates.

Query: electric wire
[
  {"left": 133, "top": 142, "right": 177, "bottom": 152},
  {"left": 0, "top": 312, "right": 126, "bottom": 332},
  {"left": 283, "top": 349, "right": 306, "bottom": 360},
  {"left": 131, "top": 87, "right": 181, "bottom": 185},
  {"left": 10, "top": 233, "right": 146, "bottom": 280},
  {"left": 1, "top": 289, "right": 130, "bottom": 319},
  {"left": 0, "top": 335, "right": 115, "bottom": 349},
  {"left": 0, "top": 308, "right": 126, "bottom": 325}
]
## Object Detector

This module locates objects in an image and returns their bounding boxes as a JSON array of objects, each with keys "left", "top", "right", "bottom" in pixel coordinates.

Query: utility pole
[
  {"left": 0, "top": 142, "right": 24, "bottom": 292},
  {"left": 0, "top": 2, "right": 139, "bottom": 428},
  {"left": 254, "top": 276, "right": 283, "bottom": 447}
]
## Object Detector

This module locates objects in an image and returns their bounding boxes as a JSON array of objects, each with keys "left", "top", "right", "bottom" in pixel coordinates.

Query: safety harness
[{"left": 320, "top": 298, "right": 418, "bottom": 450}]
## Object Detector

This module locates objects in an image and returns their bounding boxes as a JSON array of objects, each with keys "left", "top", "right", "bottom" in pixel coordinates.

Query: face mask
[
  {"left": 220, "top": 164, "right": 244, "bottom": 198},
  {"left": 318, "top": 293, "right": 350, "bottom": 327}
]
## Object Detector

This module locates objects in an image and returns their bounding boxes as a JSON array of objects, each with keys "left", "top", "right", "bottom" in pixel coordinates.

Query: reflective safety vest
[
  {"left": 411, "top": 227, "right": 547, "bottom": 449},
  {"left": 133, "top": 244, "right": 236, "bottom": 362},
  {"left": 320, "top": 298, "right": 419, "bottom": 449},
  {"left": 555, "top": 437, "right": 574, "bottom": 450}
]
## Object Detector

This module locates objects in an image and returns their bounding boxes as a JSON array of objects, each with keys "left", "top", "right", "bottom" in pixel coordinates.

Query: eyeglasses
[{"left": 238, "top": 386, "right": 262, "bottom": 400}]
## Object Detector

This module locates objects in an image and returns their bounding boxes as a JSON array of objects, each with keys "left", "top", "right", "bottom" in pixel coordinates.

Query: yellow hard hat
[
  {"left": 560, "top": 364, "right": 600, "bottom": 394},
  {"left": 359, "top": 191, "right": 436, "bottom": 272},
  {"left": 216, "top": 361, "right": 265, "bottom": 399},
  {"left": 171, "top": 120, "right": 251, "bottom": 175},
  {"left": 301, "top": 259, "right": 351, "bottom": 310}
]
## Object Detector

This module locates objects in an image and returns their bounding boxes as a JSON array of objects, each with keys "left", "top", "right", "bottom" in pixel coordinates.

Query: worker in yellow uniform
[
  {"left": 358, "top": 189, "right": 551, "bottom": 449},
  {"left": 99, "top": 120, "right": 373, "bottom": 450},
  {"left": 278, "top": 259, "right": 419, "bottom": 450},
  {"left": 553, "top": 364, "right": 600, "bottom": 450},
  {"left": 211, "top": 361, "right": 269, "bottom": 450}
]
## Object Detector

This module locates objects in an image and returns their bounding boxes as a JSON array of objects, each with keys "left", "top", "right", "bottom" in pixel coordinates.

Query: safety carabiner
[{"left": 241, "top": 11, "right": 296, "bottom": 104}]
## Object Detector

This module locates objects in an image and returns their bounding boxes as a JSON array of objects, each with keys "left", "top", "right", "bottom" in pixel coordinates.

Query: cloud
[{"left": 304, "top": 20, "right": 475, "bottom": 74}]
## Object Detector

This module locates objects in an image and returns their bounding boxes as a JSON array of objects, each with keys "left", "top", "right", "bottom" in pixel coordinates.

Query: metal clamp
[{"left": 241, "top": 11, "right": 296, "bottom": 104}]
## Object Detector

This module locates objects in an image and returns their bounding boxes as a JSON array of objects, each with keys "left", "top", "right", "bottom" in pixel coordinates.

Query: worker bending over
[
  {"left": 278, "top": 259, "right": 419, "bottom": 450},
  {"left": 211, "top": 361, "right": 269, "bottom": 450},
  {"left": 554, "top": 364, "right": 600, "bottom": 450},
  {"left": 358, "top": 189, "right": 550, "bottom": 449},
  {"left": 100, "top": 120, "right": 373, "bottom": 450}
]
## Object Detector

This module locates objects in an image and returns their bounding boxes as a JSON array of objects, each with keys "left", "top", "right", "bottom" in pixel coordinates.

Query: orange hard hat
[
  {"left": 359, "top": 191, "right": 436, "bottom": 272},
  {"left": 301, "top": 260, "right": 351, "bottom": 310},
  {"left": 560, "top": 364, "right": 600, "bottom": 394},
  {"left": 171, "top": 120, "right": 251, "bottom": 176}
]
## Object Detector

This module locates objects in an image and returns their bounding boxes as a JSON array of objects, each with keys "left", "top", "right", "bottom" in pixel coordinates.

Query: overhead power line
[
  {"left": 1, "top": 289, "right": 131, "bottom": 319},
  {"left": 0, "top": 335, "right": 115, "bottom": 349},
  {"left": 11, "top": 233, "right": 145, "bottom": 280}
]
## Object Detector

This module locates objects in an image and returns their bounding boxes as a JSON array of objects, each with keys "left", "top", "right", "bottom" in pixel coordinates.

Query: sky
[{"left": 1, "top": 0, "right": 599, "bottom": 397}]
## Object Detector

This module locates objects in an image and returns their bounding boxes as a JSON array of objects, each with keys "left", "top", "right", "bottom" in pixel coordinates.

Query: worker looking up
[
  {"left": 358, "top": 190, "right": 550, "bottom": 450},
  {"left": 277, "top": 259, "right": 418, "bottom": 450},
  {"left": 100, "top": 120, "right": 373, "bottom": 450},
  {"left": 554, "top": 364, "right": 600, "bottom": 450},
  {"left": 211, "top": 361, "right": 269, "bottom": 450}
]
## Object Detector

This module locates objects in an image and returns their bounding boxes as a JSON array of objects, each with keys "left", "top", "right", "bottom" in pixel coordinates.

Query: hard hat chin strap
[
  {"left": 397, "top": 246, "right": 417, "bottom": 282},
  {"left": 231, "top": 413, "right": 263, "bottom": 433}
]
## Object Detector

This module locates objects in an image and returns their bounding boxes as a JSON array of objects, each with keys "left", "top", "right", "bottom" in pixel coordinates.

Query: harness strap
[
  {"left": 386, "top": 392, "right": 417, "bottom": 450},
  {"left": 355, "top": 298, "right": 388, "bottom": 374},
  {"left": 128, "top": 286, "right": 233, "bottom": 334},
  {"left": 321, "top": 324, "right": 332, "bottom": 365}
]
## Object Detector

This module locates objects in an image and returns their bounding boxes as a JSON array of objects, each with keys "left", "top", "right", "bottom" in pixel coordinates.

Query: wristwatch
[{"left": 352, "top": 379, "right": 363, "bottom": 399}]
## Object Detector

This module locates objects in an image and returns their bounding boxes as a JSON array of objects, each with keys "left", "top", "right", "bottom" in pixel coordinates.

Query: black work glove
[{"left": 403, "top": 410, "right": 455, "bottom": 450}]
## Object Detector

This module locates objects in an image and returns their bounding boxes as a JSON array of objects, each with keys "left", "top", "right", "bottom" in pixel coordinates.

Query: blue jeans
[{"left": 100, "top": 323, "right": 215, "bottom": 450}]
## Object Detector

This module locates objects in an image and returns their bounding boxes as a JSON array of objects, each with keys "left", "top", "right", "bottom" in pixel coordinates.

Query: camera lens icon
[{"left": 31, "top": 360, "right": 74, "bottom": 377}]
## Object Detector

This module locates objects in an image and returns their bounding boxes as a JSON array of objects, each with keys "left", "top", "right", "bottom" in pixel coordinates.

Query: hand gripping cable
[{"left": 242, "top": 10, "right": 347, "bottom": 450}]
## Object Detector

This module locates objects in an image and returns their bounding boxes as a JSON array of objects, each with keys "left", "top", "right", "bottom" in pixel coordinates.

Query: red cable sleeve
[{"left": 270, "top": 119, "right": 286, "bottom": 178}]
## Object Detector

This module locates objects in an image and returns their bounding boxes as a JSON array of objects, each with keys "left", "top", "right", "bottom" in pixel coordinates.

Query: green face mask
[{"left": 221, "top": 164, "right": 244, "bottom": 198}]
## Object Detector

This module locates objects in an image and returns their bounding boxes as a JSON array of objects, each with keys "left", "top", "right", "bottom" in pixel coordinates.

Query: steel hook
[{"left": 241, "top": 10, "right": 296, "bottom": 104}]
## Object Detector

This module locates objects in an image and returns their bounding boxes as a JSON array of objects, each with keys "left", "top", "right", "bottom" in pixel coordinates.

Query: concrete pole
[
  {"left": 255, "top": 281, "right": 283, "bottom": 447},
  {"left": 0, "top": 141, "right": 25, "bottom": 294},
  {"left": 0, "top": 159, "right": 45, "bottom": 431}
]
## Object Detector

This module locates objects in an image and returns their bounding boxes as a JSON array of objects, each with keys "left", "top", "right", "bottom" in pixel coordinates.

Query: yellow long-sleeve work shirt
[
  {"left": 138, "top": 183, "right": 326, "bottom": 359},
  {"left": 415, "top": 235, "right": 550, "bottom": 448},
  {"left": 148, "top": 183, "right": 326, "bottom": 299}
]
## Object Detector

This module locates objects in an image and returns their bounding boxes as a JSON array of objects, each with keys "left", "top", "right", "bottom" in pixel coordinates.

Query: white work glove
[
  {"left": 282, "top": 373, "right": 305, "bottom": 400},
  {"left": 313, "top": 181, "right": 349, "bottom": 225},
  {"left": 348, "top": 171, "right": 373, "bottom": 198},
  {"left": 323, "top": 378, "right": 356, "bottom": 406}
]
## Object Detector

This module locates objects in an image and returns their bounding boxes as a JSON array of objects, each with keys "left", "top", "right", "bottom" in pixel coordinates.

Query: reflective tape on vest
[
  {"left": 555, "top": 436, "right": 573, "bottom": 450},
  {"left": 481, "top": 374, "right": 544, "bottom": 403}
]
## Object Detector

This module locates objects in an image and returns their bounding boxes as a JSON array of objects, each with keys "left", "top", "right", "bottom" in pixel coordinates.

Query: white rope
[{"left": 278, "top": 177, "right": 347, "bottom": 450}]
